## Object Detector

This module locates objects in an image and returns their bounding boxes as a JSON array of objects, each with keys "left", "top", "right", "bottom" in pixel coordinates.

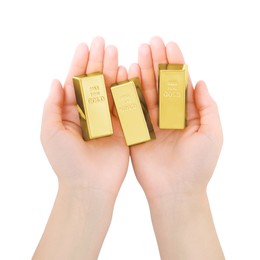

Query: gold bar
[
  {"left": 159, "top": 64, "right": 188, "bottom": 129},
  {"left": 72, "top": 72, "right": 113, "bottom": 140},
  {"left": 111, "top": 78, "right": 155, "bottom": 146}
]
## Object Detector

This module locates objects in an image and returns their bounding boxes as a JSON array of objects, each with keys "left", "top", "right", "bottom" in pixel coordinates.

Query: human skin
[
  {"left": 33, "top": 36, "right": 224, "bottom": 260},
  {"left": 128, "top": 36, "right": 225, "bottom": 259},
  {"left": 33, "top": 37, "right": 130, "bottom": 260}
]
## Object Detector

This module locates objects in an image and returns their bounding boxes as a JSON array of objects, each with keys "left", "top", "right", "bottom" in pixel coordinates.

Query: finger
[
  {"left": 103, "top": 45, "right": 118, "bottom": 110},
  {"left": 116, "top": 65, "right": 128, "bottom": 83},
  {"left": 150, "top": 36, "right": 168, "bottom": 83},
  {"left": 194, "top": 81, "right": 223, "bottom": 143},
  {"left": 111, "top": 66, "right": 128, "bottom": 117},
  {"left": 166, "top": 41, "right": 199, "bottom": 126},
  {"left": 165, "top": 41, "right": 185, "bottom": 64},
  {"left": 128, "top": 62, "right": 158, "bottom": 128},
  {"left": 128, "top": 63, "right": 141, "bottom": 79},
  {"left": 64, "top": 43, "right": 89, "bottom": 86},
  {"left": 41, "top": 80, "right": 64, "bottom": 141},
  {"left": 64, "top": 43, "right": 89, "bottom": 106},
  {"left": 86, "top": 36, "right": 105, "bottom": 74},
  {"left": 138, "top": 44, "right": 158, "bottom": 111}
]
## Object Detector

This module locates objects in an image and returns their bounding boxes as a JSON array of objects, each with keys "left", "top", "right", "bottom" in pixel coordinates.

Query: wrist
[
  {"left": 148, "top": 192, "right": 224, "bottom": 260},
  {"left": 33, "top": 185, "right": 115, "bottom": 259},
  {"left": 57, "top": 184, "right": 117, "bottom": 213},
  {"left": 55, "top": 184, "right": 117, "bottom": 240},
  {"left": 148, "top": 191, "right": 209, "bottom": 218}
]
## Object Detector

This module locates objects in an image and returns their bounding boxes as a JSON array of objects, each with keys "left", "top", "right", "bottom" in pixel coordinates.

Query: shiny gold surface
[
  {"left": 73, "top": 72, "right": 113, "bottom": 140},
  {"left": 159, "top": 64, "right": 188, "bottom": 129},
  {"left": 111, "top": 78, "right": 155, "bottom": 146}
]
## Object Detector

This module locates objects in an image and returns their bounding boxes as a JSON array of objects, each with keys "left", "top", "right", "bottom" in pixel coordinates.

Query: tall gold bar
[
  {"left": 159, "top": 64, "right": 188, "bottom": 129},
  {"left": 73, "top": 72, "right": 113, "bottom": 140},
  {"left": 111, "top": 78, "right": 155, "bottom": 146}
]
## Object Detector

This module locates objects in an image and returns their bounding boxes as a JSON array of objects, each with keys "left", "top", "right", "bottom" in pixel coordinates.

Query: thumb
[
  {"left": 41, "top": 79, "right": 64, "bottom": 141},
  {"left": 194, "top": 81, "right": 223, "bottom": 143}
]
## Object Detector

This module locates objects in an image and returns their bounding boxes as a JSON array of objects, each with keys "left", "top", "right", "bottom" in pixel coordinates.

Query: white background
[{"left": 0, "top": 0, "right": 260, "bottom": 259}]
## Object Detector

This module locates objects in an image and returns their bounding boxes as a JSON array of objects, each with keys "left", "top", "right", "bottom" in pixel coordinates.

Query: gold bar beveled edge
[{"left": 73, "top": 75, "right": 91, "bottom": 140}]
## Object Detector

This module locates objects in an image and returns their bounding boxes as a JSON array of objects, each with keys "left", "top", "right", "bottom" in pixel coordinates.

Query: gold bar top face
[
  {"left": 159, "top": 64, "right": 188, "bottom": 129},
  {"left": 111, "top": 78, "right": 155, "bottom": 146},
  {"left": 73, "top": 73, "right": 113, "bottom": 140}
]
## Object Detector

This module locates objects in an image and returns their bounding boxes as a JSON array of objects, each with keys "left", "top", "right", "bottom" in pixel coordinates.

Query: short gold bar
[
  {"left": 159, "top": 64, "right": 188, "bottom": 129},
  {"left": 72, "top": 72, "right": 113, "bottom": 140},
  {"left": 111, "top": 78, "right": 155, "bottom": 146}
]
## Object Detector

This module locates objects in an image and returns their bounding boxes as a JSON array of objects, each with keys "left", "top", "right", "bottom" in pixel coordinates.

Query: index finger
[{"left": 64, "top": 43, "right": 89, "bottom": 106}]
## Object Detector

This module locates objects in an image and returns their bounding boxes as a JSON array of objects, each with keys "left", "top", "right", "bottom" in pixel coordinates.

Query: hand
[
  {"left": 128, "top": 36, "right": 223, "bottom": 200},
  {"left": 128, "top": 36, "right": 224, "bottom": 259},
  {"left": 41, "top": 37, "right": 129, "bottom": 199},
  {"left": 34, "top": 37, "right": 130, "bottom": 259}
]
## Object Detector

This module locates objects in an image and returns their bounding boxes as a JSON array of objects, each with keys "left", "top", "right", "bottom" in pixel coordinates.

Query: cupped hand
[
  {"left": 41, "top": 37, "right": 129, "bottom": 198},
  {"left": 128, "top": 37, "right": 223, "bottom": 200}
]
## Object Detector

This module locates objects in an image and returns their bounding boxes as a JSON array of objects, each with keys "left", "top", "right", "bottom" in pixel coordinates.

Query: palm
[
  {"left": 63, "top": 105, "right": 128, "bottom": 185},
  {"left": 129, "top": 37, "right": 221, "bottom": 199},
  {"left": 131, "top": 107, "right": 203, "bottom": 197},
  {"left": 42, "top": 38, "right": 129, "bottom": 196}
]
